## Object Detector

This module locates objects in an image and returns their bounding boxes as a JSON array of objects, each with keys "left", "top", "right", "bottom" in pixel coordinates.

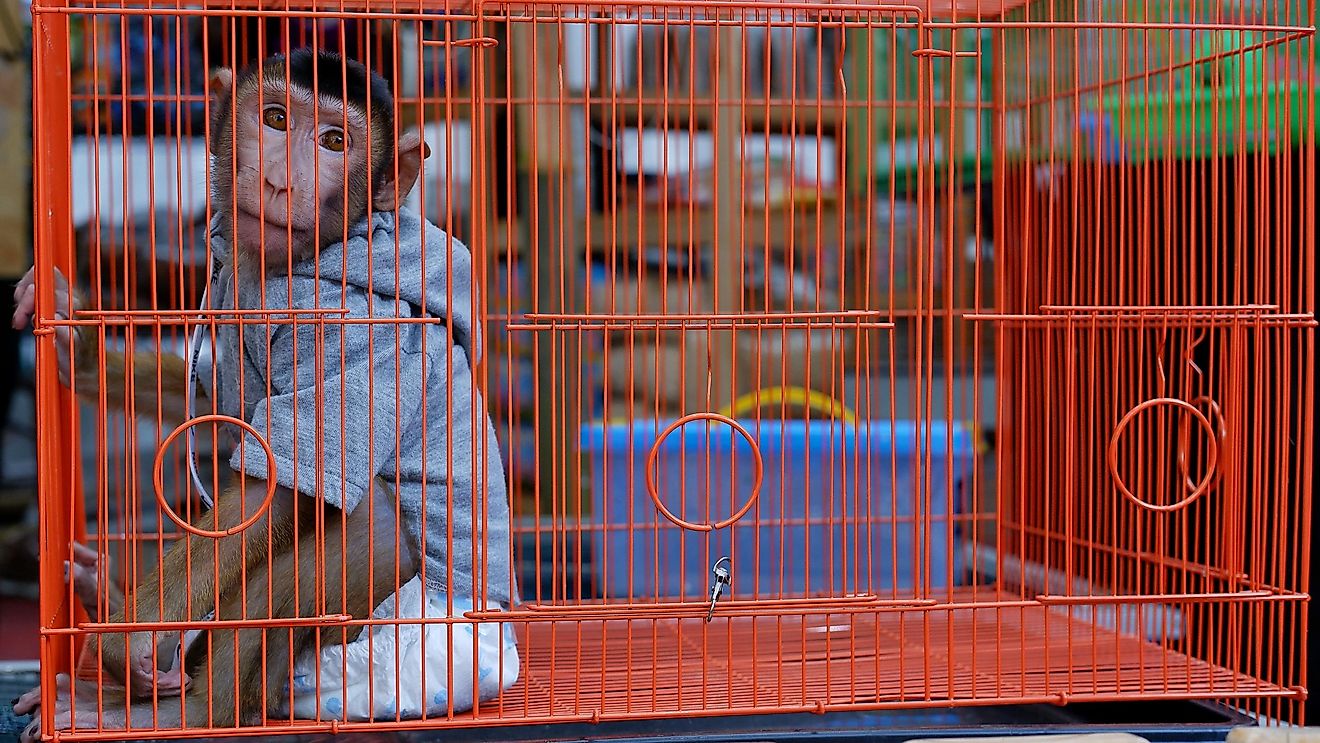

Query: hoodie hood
[{"left": 207, "top": 207, "right": 482, "bottom": 364}]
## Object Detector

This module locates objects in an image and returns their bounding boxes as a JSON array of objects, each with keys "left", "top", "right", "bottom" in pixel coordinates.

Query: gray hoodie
[{"left": 202, "top": 207, "right": 516, "bottom": 609}]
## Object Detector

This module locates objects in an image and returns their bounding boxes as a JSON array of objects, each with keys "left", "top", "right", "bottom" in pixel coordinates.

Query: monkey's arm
[
  {"left": 71, "top": 347, "right": 208, "bottom": 429},
  {"left": 13, "top": 265, "right": 208, "bottom": 429}
]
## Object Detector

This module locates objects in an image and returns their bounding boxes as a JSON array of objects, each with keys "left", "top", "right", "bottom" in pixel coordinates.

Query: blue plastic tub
[{"left": 578, "top": 419, "right": 975, "bottom": 600}]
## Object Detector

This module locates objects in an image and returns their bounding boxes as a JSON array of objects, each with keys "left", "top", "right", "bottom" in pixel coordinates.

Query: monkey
[{"left": 10, "top": 47, "right": 520, "bottom": 739}]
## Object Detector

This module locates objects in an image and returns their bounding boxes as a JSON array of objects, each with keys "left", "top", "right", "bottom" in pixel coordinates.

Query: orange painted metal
[{"left": 23, "top": 0, "right": 1315, "bottom": 738}]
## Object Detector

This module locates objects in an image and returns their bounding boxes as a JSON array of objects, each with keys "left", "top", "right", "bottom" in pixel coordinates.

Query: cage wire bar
[{"left": 22, "top": 0, "right": 1316, "bottom": 738}]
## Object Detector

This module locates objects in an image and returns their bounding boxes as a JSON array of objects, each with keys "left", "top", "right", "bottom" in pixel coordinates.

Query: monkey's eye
[
  {"left": 319, "top": 129, "right": 346, "bottom": 153},
  {"left": 262, "top": 106, "right": 287, "bottom": 131}
]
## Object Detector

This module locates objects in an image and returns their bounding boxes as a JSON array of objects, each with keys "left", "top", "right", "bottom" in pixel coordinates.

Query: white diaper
[{"left": 279, "top": 574, "right": 521, "bottom": 721}]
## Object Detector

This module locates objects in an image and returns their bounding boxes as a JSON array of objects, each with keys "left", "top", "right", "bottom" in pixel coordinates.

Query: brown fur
[{"left": 72, "top": 346, "right": 196, "bottom": 427}]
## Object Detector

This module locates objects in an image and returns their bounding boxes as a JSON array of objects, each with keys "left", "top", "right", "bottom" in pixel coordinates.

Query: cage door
[{"left": 462, "top": 5, "right": 977, "bottom": 624}]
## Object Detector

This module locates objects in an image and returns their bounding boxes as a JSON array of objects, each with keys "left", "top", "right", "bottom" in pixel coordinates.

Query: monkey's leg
[
  {"left": 182, "top": 479, "right": 418, "bottom": 728},
  {"left": 174, "top": 547, "right": 297, "bottom": 729},
  {"left": 278, "top": 478, "right": 421, "bottom": 721},
  {"left": 96, "top": 476, "right": 301, "bottom": 697},
  {"left": 181, "top": 544, "right": 315, "bottom": 728}
]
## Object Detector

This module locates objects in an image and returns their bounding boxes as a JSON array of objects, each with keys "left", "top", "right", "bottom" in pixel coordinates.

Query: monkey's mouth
[{"left": 234, "top": 205, "right": 310, "bottom": 235}]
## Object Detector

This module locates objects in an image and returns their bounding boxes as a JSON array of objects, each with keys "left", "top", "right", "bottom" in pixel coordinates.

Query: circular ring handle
[
  {"left": 152, "top": 415, "right": 278, "bottom": 539},
  {"left": 1177, "top": 394, "right": 1226, "bottom": 494},
  {"left": 1107, "top": 398, "right": 1219, "bottom": 514},
  {"left": 644, "top": 413, "right": 764, "bottom": 533}
]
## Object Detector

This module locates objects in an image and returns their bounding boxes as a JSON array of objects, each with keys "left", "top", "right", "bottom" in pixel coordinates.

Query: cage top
[{"left": 33, "top": 0, "right": 1033, "bottom": 19}]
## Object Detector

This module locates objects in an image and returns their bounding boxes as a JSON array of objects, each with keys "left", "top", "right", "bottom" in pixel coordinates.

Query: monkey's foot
[
  {"left": 13, "top": 674, "right": 84, "bottom": 743},
  {"left": 64, "top": 540, "right": 187, "bottom": 699},
  {"left": 121, "top": 634, "right": 192, "bottom": 697},
  {"left": 153, "top": 662, "right": 191, "bottom": 696},
  {"left": 12, "top": 682, "right": 43, "bottom": 716},
  {"left": 12, "top": 672, "right": 187, "bottom": 741}
]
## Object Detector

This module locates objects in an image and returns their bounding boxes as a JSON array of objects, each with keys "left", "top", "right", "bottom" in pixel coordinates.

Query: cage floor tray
[
  {"left": 489, "top": 587, "right": 1284, "bottom": 720},
  {"left": 31, "top": 589, "right": 1284, "bottom": 739}
]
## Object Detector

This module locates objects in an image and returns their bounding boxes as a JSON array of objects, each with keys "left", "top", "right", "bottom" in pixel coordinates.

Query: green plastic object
[
  {"left": 1096, "top": 30, "right": 1314, "bottom": 161},
  {"left": 1185, "top": 30, "right": 1266, "bottom": 90}
]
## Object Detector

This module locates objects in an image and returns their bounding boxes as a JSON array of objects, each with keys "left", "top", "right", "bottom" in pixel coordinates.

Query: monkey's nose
[{"left": 263, "top": 166, "right": 292, "bottom": 192}]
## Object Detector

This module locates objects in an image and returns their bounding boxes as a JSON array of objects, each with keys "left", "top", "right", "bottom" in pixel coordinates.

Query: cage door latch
[
  {"left": 911, "top": 48, "right": 979, "bottom": 58},
  {"left": 706, "top": 557, "right": 731, "bottom": 623}
]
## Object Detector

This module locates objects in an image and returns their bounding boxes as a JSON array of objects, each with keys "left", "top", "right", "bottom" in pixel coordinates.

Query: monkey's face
[
  {"left": 208, "top": 50, "right": 431, "bottom": 271},
  {"left": 228, "top": 85, "right": 371, "bottom": 264}
]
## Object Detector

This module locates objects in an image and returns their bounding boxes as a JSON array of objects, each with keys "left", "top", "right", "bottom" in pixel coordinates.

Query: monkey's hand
[
  {"left": 59, "top": 542, "right": 189, "bottom": 699},
  {"left": 12, "top": 265, "right": 87, "bottom": 387},
  {"left": 92, "top": 629, "right": 192, "bottom": 699}
]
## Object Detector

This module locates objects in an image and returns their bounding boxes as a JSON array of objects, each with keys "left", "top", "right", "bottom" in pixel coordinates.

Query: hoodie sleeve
[{"left": 227, "top": 280, "right": 428, "bottom": 513}]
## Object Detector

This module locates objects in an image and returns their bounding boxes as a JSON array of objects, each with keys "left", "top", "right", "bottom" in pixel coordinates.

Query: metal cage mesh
[{"left": 22, "top": 0, "right": 1314, "bottom": 737}]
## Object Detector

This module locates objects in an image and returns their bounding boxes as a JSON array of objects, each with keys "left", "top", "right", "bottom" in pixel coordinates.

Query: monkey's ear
[
  {"left": 374, "top": 128, "right": 431, "bottom": 212},
  {"left": 209, "top": 68, "right": 234, "bottom": 103},
  {"left": 206, "top": 68, "right": 235, "bottom": 154}
]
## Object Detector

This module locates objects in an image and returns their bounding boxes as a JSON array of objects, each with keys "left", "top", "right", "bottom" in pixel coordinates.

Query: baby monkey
[{"left": 11, "top": 48, "right": 519, "bottom": 739}]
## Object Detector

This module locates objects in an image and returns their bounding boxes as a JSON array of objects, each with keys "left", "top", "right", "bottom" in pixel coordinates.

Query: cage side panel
[
  {"left": 994, "top": 0, "right": 1313, "bottom": 723},
  {"left": 31, "top": 4, "right": 87, "bottom": 691}
]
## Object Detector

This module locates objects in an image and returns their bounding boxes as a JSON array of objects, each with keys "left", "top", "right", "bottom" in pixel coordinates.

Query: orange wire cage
[{"left": 23, "top": 0, "right": 1315, "bottom": 738}]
